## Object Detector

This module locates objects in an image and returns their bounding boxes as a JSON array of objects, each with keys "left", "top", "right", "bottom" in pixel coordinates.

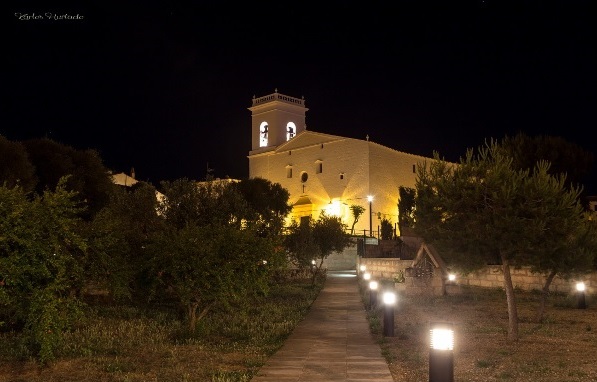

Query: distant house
[
  {"left": 111, "top": 168, "right": 165, "bottom": 204},
  {"left": 247, "top": 90, "right": 440, "bottom": 236},
  {"left": 111, "top": 168, "right": 139, "bottom": 187}
]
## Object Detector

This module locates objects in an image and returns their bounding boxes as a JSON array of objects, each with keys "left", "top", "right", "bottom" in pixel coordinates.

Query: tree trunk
[
  {"left": 187, "top": 301, "right": 198, "bottom": 332},
  {"left": 500, "top": 254, "right": 519, "bottom": 341},
  {"left": 537, "top": 270, "right": 557, "bottom": 322}
]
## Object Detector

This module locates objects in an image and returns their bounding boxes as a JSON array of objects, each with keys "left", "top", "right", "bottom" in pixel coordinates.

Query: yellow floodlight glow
[
  {"left": 576, "top": 282, "right": 586, "bottom": 292},
  {"left": 363, "top": 272, "right": 371, "bottom": 281},
  {"left": 369, "top": 281, "right": 378, "bottom": 290},
  {"left": 324, "top": 199, "right": 342, "bottom": 217}
]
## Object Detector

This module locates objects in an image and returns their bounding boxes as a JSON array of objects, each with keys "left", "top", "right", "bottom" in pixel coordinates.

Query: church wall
[
  {"left": 251, "top": 138, "right": 373, "bottom": 230},
  {"left": 368, "top": 144, "right": 431, "bottom": 236}
]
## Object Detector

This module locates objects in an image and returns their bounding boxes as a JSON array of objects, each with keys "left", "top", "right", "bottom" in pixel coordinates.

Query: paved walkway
[{"left": 251, "top": 270, "right": 394, "bottom": 382}]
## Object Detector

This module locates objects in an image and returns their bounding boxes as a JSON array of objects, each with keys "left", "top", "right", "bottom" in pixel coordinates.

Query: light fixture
[
  {"left": 363, "top": 272, "right": 371, "bottom": 281},
  {"left": 429, "top": 322, "right": 454, "bottom": 382},
  {"left": 382, "top": 291, "right": 396, "bottom": 337},
  {"left": 576, "top": 282, "right": 587, "bottom": 309}
]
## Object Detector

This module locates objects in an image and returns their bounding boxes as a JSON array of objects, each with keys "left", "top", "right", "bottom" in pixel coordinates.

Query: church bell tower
[{"left": 248, "top": 89, "right": 308, "bottom": 152}]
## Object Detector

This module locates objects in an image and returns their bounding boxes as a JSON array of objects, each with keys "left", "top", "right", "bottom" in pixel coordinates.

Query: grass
[
  {"left": 0, "top": 273, "right": 324, "bottom": 382},
  {"left": 360, "top": 280, "right": 597, "bottom": 382}
]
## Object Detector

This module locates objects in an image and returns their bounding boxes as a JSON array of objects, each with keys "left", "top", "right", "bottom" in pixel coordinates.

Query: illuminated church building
[{"left": 248, "top": 90, "right": 435, "bottom": 236}]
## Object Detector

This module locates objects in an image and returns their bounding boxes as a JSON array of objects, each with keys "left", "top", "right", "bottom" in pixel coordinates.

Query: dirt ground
[{"left": 374, "top": 286, "right": 597, "bottom": 382}]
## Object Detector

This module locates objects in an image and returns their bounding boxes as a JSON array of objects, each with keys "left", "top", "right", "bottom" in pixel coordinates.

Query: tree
[
  {"left": 0, "top": 178, "right": 87, "bottom": 362},
  {"left": 148, "top": 178, "right": 284, "bottom": 331},
  {"left": 0, "top": 135, "right": 37, "bottom": 192},
  {"left": 349, "top": 204, "right": 365, "bottom": 235},
  {"left": 413, "top": 140, "right": 596, "bottom": 341},
  {"left": 23, "top": 138, "right": 114, "bottom": 219},
  {"left": 499, "top": 133, "right": 594, "bottom": 206},
  {"left": 229, "top": 177, "right": 292, "bottom": 236},
  {"left": 521, "top": 162, "right": 597, "bottom": 320},
  {"left": 84, "top": 181, "right": 163, "bottom": 301},
  {"left": 398, "top": 186, "right": 416, "bottom": 233},
  {"left": 380, "top": 218, "right": 394, "bottom": 240},
  {"left": 285, "top": 212, "right": 353, "bottom": 285}
]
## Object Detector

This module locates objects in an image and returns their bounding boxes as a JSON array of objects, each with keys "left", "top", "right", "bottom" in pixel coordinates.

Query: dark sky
[{"left": 5, "top": 1, "right": 597, "bottom": 193}]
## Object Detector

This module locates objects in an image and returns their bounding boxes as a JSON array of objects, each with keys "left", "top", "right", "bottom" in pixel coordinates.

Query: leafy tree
[
  {"left": 22, "top": 138, "right": 114, "bottom": 219},
  {"left": 521, "top": 162, "right": 597, "bottom": 320},
  {"left": 499, "top": 133, "right": 594, "bottom": 205},
  {"left": 413, "top": 140, "right": 596, "bottom": 341},
  {"left": 398, "top": 186, "right": 416, "bottom": 233},
  {"left": 84, "top": 182, "right": 163, "bottom": 301},
  {"left": 349, "top": 204, "right": 365, "bottom": 235},
  {"left": 148, "top": 178, "right": 284, "bottom": 331},
  {"left": 0, "top": 135, "right": 37, "bottom": 192},
  {"left": 0, "top": 178, "right": 87, "bottom": 362},
  {"left": 380, "top": 218, "right": 394, "bottom": 240},
  {"left": 229, "top": 177, "right": 292, "bottom": 236},
  {"left": 285, "top": 212, "right": 353, "bottom": 285}
]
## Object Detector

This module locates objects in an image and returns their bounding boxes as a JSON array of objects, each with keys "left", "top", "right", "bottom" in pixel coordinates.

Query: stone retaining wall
[{"left": 356, "top": 257, "right": 596, "bottom": 295}]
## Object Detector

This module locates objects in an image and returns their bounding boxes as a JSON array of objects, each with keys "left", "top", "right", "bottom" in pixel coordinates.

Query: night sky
[{"left": 5, "top": 2, "right": 596, "bottom": 193}]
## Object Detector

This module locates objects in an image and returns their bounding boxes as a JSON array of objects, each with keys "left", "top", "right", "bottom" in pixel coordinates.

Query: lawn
[
  {"left": 0, "top": 273, "right": 324, "bottom": 382},
  {"left": 364, "top": 283, "right": 597, "bottom": 382}
]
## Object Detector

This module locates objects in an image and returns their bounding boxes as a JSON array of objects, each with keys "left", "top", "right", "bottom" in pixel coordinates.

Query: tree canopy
[{"left": 414, "top": 139, "right": 597, "bottom": 340}]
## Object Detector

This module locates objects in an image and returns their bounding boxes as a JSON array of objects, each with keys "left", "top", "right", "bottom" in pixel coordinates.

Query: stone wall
[
  {"left": 458, "top": 265, "right": 597, "bottom": 294},
  {"left": 356, "top": 257, "right": 596, "bottom": 296}
]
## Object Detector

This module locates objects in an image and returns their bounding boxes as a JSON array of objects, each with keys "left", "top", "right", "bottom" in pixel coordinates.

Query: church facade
[{"left": 247, "top": 90, "right": 435, "bottom": 237}]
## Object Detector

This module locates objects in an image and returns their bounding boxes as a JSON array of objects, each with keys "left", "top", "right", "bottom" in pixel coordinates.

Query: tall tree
[
  {"left": 499, "top": 133, "right": 594, "bottom": 204},
  {"left": 148, "top": 178, "right": 284, "bottom": 331},
  {"left": 229, "top": 177, "right": 292, "bottom": 236},
  {"left": 0, "top": 135, "right": 37, "bottom": 192},
  {"left": 23, "top": 138, "right": 114, "bottom": 219},
  {"left": 0, "top": 178, "right": 87, "bottom": 362},
  {"left": 398, "top": 186, "right": 416, "bottom": 233},
  {"left": 84, "top": 181, "right": 163, "bottom": 300},
  {"left": 414, "top": 140, "right": 596, "bottom": 341}
]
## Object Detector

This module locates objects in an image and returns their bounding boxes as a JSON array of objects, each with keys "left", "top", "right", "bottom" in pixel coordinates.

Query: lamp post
[
  {"left": 369, "top": 280, "right": 378, "bottom": 309},
  {"left": 429, "top": 322, "right": 454, "bottom": 382},
  {"left": 576, "top": 282, "right": 587, "bottom": 309},
  {"left": 382, "top": 291, "right": 396, "bottom": 337},
  {"left": 367, "top": 195, "right": 374, "bottom": 237}
]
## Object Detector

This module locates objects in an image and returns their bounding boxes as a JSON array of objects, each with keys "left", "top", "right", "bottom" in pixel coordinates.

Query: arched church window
[
  {"left": 301, "top": 172, "right": 308, "bottom": 183},
  {"left": 286, "top": 122, "right": 296, "bottom": 141},
  {"left": 259, "top": 122, "right": 268, "bottom": 147}
]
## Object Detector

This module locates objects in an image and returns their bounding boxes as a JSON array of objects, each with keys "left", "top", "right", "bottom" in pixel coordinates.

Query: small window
[
  {"left": 289, "top": 151, "right": 291, "bottom": 155},
  {"left": 340, "top": 173, "right": 344, "bottom": 180},
  {"left": 412, "top": 164, "right": 416, "bottom": 173},
  {"left": 301, "top": 172, "right": 308, "bottom": 183},
  {"left": 287, "top": 168, "right": 293, "bottom": 178},
  {"left": 315, "top": 160, "right": 323, "bottom": 174},
  {"left": 321, "top": 144, "right": 324, "bottom": 149}
]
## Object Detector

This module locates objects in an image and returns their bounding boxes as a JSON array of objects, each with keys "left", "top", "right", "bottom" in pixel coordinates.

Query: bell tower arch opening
[{"left": 248, "top": 89, "right": 309, "bottom": 152}]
